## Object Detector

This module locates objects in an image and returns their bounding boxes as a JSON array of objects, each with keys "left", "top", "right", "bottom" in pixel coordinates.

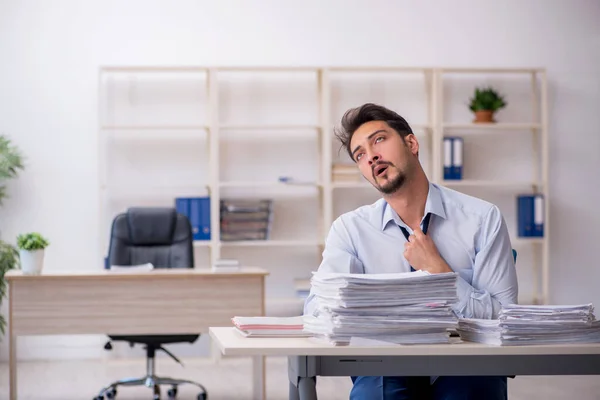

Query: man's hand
[{"left": 404, "top": 227, "right": 453, "bottom": 274}]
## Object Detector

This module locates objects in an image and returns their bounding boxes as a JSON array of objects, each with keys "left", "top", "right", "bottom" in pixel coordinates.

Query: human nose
[{"left": 367, "top": 152, "right": 380, "bottom": 166}]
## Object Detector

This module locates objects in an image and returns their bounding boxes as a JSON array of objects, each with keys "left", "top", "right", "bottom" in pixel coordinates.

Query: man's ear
[{"left": 404, "top": 134, "right": 419, "bottom": 156}]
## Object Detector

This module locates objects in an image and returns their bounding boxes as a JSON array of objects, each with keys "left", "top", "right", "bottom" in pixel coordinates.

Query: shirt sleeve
[
  {"left": 453, "top": 205, "right": 519, "bottom": 319},
  {"left": 303, "top": 217, "right": 364, "bottom": 316}
]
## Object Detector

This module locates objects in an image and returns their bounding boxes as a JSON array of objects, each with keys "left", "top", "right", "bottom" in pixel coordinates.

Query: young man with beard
[{"left": 304, "top": 103, "right": 518, "bottom": 400}]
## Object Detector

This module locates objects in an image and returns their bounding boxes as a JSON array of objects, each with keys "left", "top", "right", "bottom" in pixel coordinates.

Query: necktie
[{"left": 399, "top": 213, "right": 432, "bottom": 272}]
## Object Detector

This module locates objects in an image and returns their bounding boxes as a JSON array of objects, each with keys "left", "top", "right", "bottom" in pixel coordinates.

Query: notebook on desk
[{"left": 231, "top": 316, "right": 312, "bottom": 338}]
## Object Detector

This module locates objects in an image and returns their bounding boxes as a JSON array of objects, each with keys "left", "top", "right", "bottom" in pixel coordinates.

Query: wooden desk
[
  {"left": 6, "top": 268, "right": 269, "bottom": 400},
  {"left": 209, "top": 327, "right": 600, "bottom": 400}
]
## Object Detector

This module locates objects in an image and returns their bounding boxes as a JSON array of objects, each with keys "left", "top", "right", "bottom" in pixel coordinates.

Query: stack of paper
[
  {"left": 231, "top": 316, "right": 312, "bottom": 338},
  {"left": 457, "top": 303, "right": 600, "bottom": 345},
  {"left": 303, "top": 270, "right": 459, "bottom": 345}
]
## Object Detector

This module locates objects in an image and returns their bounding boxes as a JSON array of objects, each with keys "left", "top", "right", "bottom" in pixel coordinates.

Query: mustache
[{"left": 372, "top": 161, "right": 393, "bottom": 175}]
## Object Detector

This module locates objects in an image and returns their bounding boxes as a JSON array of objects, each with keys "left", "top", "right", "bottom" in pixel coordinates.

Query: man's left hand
[{"left": 404, "top": 227, "right": 453, "bottom": 274}]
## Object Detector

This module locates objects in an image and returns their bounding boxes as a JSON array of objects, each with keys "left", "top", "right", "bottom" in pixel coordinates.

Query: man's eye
[
  {"left": 375, "top": 136, "right": 384, "bottom": 143},
  {"left": 356, "top": 153, "right": 363, "bottom": 161}
]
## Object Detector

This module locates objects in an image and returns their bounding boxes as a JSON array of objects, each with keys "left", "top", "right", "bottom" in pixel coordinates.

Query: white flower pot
[{"left": 19, "top": 249, "right": 45, "bottom": 275}]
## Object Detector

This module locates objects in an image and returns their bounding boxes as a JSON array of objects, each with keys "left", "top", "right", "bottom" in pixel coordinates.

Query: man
[{"left": 304, "top": 103, "right": 518, "bottom": 400}]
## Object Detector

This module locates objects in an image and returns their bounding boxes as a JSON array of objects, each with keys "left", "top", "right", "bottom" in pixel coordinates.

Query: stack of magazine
[
  {"left": 457, "top": 303, "right": 600, "bottom": 345},
  {"left": 303, "top": 270, "right": 459, "bottom": 345},
  {"left": 220, "top": 199, "right": 273, "bottom": 241}
]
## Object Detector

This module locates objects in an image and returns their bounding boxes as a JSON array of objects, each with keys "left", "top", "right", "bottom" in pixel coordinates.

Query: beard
[{"left": 372, "top": 164, "right": 407, "bottom": 195}]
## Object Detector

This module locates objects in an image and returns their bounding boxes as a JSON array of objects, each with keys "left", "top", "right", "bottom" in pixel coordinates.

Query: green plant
[
  {"left": 0, "top": 134, "right": 24, "bottom": 336},
  {"left": 16, "top": 232, "right": 49, "bottom": 251},
  {"left": 468, "top": 86, "right": 507, "bottom": 112}
]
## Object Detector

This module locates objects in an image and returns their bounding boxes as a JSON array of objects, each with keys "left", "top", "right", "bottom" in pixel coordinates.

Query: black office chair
[{"left": 94, "top": 207, "right": 207, "bottom": 400}]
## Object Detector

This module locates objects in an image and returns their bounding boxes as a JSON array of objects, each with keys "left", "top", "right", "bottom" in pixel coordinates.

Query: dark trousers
[{"left": 350, "top": 375, "right": 508, "bottom": 400}]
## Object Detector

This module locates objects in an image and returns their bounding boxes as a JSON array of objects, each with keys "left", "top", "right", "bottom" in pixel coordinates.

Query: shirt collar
[{"left": 380, "top": 182, "right": 447, "bottom": 231}]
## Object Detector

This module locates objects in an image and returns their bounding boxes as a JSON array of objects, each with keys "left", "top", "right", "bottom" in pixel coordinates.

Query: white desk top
[
  {"left": 209, "top": 327, "right": 600, "bottom": 357},
  {"left": 6, "top": 267, "right": 269, "bottom": 281}
]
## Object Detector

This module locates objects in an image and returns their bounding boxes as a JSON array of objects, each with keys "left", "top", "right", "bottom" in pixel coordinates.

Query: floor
[{"left": 0, "top": 356, "right": 599, "bottom": 400}]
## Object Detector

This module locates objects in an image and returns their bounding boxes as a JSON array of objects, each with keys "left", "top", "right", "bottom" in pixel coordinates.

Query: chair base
[
  {"left": 95, "top": 375, "right": 207, "bottom": 400},
  {"left": 95, "top": 342, "right": 207, "bottom": 400}
]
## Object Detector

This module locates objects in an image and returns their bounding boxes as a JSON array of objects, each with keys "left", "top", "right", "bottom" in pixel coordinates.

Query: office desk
[
  {"left": 6, "top": 268, "right": 269, "bottom": 400},
  {"left": 209, "top": 327, "right": 600, "bottom": 400}
]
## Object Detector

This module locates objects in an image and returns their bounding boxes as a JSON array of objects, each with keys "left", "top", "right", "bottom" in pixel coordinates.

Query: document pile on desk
[
  {"left": 303, "top": 270, "right": 459, "bottom": 345},
  {"left": 231, "top": 316, "right": 312, "bottom": 338},
  {"left": 457, "top": 303, "right": 600, "bottom": 345}
]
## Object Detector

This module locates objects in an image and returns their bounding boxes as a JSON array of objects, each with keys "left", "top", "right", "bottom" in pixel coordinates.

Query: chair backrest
[{"left": 107, "top": 207, "right": 194, "bottom": 269}]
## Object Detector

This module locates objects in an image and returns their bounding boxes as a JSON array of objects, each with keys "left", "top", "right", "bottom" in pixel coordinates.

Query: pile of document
[
  {"left": 303, "top": 270, "right": 459, "bottom": 345},
  {"left": 457, "top": 303, "right": 600, "bottom": 345},
  {"left": 231, "top": 316, "right": 311, "bottom": 338}
]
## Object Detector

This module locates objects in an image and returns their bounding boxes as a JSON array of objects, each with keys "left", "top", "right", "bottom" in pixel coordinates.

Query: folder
[
  {"left": 443, "top": 137, "right": 452, "bottom": 180},
  {"left": 451, "top": 137, "right": 463, "bottom": 180},
  {"left": 443, "top": 137, "right": 463, "bottom": 180}
]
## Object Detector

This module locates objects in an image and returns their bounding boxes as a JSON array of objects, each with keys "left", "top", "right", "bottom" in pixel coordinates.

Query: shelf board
[
  {"left": 439, "top": 67, "right": 543, "bottom": 74},
  {"left": 219, "top": 181, "right": 321, "bottom": 188},
  {"left": 220, "top": 240, "right": 322, "bottom": 247},
  {"left": 332, "top": 181, "right": 372, "bottom": 189},
  {"left": 101, "top": 125, "right": 209, "bottom": 130},
  {"left": 512, "top": 237, "right": 545, "bottom": 245},
  {"left": 441, "top": 180, "right": 542, "bottom": 188},
  {"left": 442, "top": 123, "right": 541, "bottom": 131},
  {"left": 107, "top": 131, "right": 208, "bottom": 140},
  {"left": 219, "top": 124, "right": 321, "bottom": 130},
  {"left": 193, "top": 241, "right": 212, "bottom": 247}
]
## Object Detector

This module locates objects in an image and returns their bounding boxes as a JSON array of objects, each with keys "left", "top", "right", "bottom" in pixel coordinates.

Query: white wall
[{"left": 1, "top": 0, "right": 599, "bottom": 361}]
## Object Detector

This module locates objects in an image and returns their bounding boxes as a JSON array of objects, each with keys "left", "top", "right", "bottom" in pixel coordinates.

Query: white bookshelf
[
  {"left": 98, "top": 66, "right": 549, "bottom": 313},
  {"left": 432, "top": 67, "right": 549, "bottom": 305}
]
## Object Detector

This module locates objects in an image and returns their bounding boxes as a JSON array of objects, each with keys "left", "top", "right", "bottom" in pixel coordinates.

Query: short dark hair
[{"left": 334, "top": 103, "right": 414, "bottom": 161}]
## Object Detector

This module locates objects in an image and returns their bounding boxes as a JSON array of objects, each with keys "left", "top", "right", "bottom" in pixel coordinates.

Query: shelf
[
  {"left": 101, "top": 125, "right": 209, "bottom": 130},
  {"left": 219, "top": 181, "right": 320, "bottom": 188},
  {"left": 219, "top": 240, "right": 322, "bottom": 247},
  {"left": 193, "top": 241, "right": 212, "bottom": 247},
  {"left": 219, "top": 124, "right": 321, "bottom": 130},
  {"left": 439, "top": 67, "right": 543, "bottom": 74},
  {"left": 442, "top": 123, "right": 541, "bottom": 131},
  {"left": 441, "top": 180, "right": 542, "bottom": 189},
  {"left": 332, "top": 181, "right": 372, "bottom": 189},
  {"left": 512, "top": 237, "right": 545, "bottom": 245},
  {"left": 108, "top": 131, "right": 208, "bottom": 140}
]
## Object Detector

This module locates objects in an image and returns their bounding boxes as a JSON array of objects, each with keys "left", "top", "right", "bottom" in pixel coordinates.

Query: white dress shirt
[{"left": 304, "top": 182, "right": 518, "bottom": 319}]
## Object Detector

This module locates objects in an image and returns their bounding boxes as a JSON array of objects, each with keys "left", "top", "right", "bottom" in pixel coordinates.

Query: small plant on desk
[{"left": 16, "top": 232, "right": 49, "bottom": 276}]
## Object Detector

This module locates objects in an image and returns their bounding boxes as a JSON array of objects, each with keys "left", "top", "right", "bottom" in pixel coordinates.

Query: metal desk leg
[
  {"left": 252, "top": 355, "right": 265, "bottom": 400},
  {"left": 288, "top": 356, "right": 318, "bottom": 400}
]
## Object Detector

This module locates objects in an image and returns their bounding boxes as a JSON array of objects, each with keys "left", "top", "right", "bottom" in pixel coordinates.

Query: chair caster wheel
[
  {"left": 167, "top": 387, "right": 178, "bottom": 398},
  {"left": 197, "top": 393, "right": 207, "bottom": 400},
  {"left": 106, "top": 388, "right": 117, "bottom": 399}
]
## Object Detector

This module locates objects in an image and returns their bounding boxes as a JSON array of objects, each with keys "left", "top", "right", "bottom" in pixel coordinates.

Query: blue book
[
  {"left": 190, "top": 197, "right": 211, "bottom": 241},
  {"left": 175, "top": 197, "right": 190, "bottom": 218},
  {"left": 533, "top": 194, "right": 544, "bottom": 237},
  {"left": 451, "top": 137, "right": 463, "bottom": 180},
  {"left": 517, "top": 195, "right": 534, "bottom": 237},
  {"left": 443, "top": 137, "right": 453, "bottom": 180}
]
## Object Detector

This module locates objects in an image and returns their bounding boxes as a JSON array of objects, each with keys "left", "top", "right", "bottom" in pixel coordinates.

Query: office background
[{"left": 0, "top": 0, "right": 599, "bottom": 370}]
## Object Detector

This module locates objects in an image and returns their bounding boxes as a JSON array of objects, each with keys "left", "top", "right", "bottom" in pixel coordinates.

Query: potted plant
[
  {"left": 468, "top": 86, "right": 507, "bottom": 123},
  {"left": 0, "top": 134, "right": 24, "bottom": 335},
  {"left": 16, "top": 233, "right": 49, "bottom": 275}
]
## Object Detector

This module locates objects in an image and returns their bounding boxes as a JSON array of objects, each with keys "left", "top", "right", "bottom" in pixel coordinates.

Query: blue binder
[
  {"left": 517, "top": 194, "right": 544, "bottom": 237},
  {"left": 443, "top": 137, "right": 453, "bottom": 180},
  {"left": 451, "top": 137, "right": 463, "bottom": 180},
  {"left": 443, "top": 137, "right": 463, "bottom": 180},
  {"left": 175, "top": 197, "right": 211, "bottom": 241},
  {"left": 533, "top": 194, "right": 544, "bottom": 237}
]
